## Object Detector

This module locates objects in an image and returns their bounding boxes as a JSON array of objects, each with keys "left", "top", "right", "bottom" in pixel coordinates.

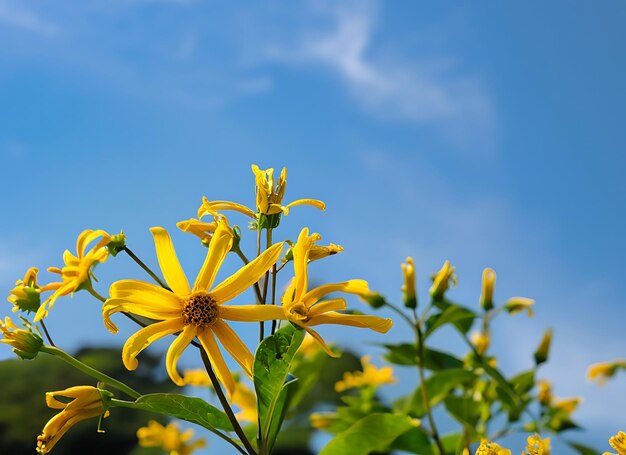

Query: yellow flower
[
  {"left": 534, "top": 329, "right": 553, "bottom": 365},
  {"left": 232, "top": 381, "right": 257, "bottom": 423},
  {"left": 37, "top": 385, "right": 111, "bottom": 454},
  {"left": 429, "top": 260, "right": 457, "bottom": 299},
  {"left": 401, "top": 257, "right": 417, "bottom": 309},
  {"left": 8, "top": 267, "right": 55, "bottom": 313},
  {"left": 137, "top": 420, "right": 206, "bottom": 455},
  {"left": 475, "top": 439, "right": 511, "bottom": 455},
  {"left": 480, "top": 268, "right": 496, "bottom": 311},
  {"left": 335, "top": 355, "right": 396, "bottom": 392},
  {"left": 281, "top": 228, "right": 392, "bottom": 356},
  {"left": 103, "top": 219, "right": 286, "bottom": 395},
  {"left": 504, "top": 297, "right": 535, "bottom": 317},
  {"left": 177, "top": 217, "right": 219, "bottom": 246},
  {"left": 606, "top": 431, "right": 626, "bottom": 455},
  {"left": 35, "top": 229, "right": 111, "bottom": 321},
  {"left": 587, "top": 360, "right": 626, "bottom": 386},
  {"left": 0, "top": 316, "right": 43, "bottom": 359},
  {"left": 182, "top": 369, "right": 211, "bottom": 387},
  {"left": 537, "top": 380, "right": 552, "bottom": 406},
  {"left": 524, "top": 434, "right": 551, "bottom": 455},
  {"left": 471, "top": 331, "right": 490, "bottom": 355},
  {"left": 251, "top": 165, "right": 325, "bottom": 216},
  {"left": 309, "top": 412, "right": 335, "bottom": 429},
  {"left": 553, "top": 396, "right": 582, "bottom": 414},
  {"left": 297, "top": 333, "right": 325, "bottom": 358}
]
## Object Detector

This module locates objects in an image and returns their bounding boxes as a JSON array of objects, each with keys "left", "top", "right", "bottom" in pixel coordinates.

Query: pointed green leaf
[
  {"left": 425, "top": 304, "right": 476, "bottom": 339},
  {"left": 404, "top": 369, "right": 474, "bottom": 417}
]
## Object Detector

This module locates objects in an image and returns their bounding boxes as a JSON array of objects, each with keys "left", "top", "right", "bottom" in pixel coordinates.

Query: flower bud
[
  {"left": 401, "top": 257, "right": 417, "bottom": 309},
  {"left": 534, "top": 328, "right": 553, "bottom": 365},
  {"left": 8, "top": 267, "right": 43, "bottom": 313},
  {"left": 106, "top": 231, "right": 126, "bottom": 257},
  {"left": 429, "top": 260, "right": 457, "bottom": 300},
  {"left": 504, "top": 297, "right": 535, "bottom": 317},
  {"left": 480, "top": 268, "right": 496, "bottom": 311},
  {"left": 0, "top": 317, "right": 43, "bottom": 360}
]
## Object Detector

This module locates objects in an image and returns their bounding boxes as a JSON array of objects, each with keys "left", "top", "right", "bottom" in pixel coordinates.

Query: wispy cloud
[
  {"left": 260, "top": 1, "right": 495, "bottom": 149},
  {"left": 0, "top": 1, "right": 62, "bottom": 36}
]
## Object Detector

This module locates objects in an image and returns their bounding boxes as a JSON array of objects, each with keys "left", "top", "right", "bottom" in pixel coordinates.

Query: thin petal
[
  {"left": 219, "top": 304, "right": 287, "bottom": 322},
  {"left": 149, "top": 227, "right": 190, "bottom": 295},
  {"left": 303, "top": 280, "right": 370, "bottom": 308},
  {"left": 165, "top": 325, "right": 198, "bottom": 386},
  {"left": 76, "top": 229, "right": 110, "bottom": 258},
  {"left": 103, "top": 299, "right": 181, "bottom": 333},
  {"left": 284, "top": 199, "right": 326, "bottom": 215},
  {"left": 292, "top": 322, "right": 338, "bottom": 358},
  {"left": 122, "top": 319, "right": 184, "bottom": 371},
  {"left": 197, "top": 329, "right": 236, "bottom": 396},
  {"left": 198, "top": 197, "right": 256, "bottom": 219},
  {"left": 193, "top": 220, "right": 233, "bottom": 292},
  {"left": 306, "top": 312, "right": 392, "bottom": 334},
  {"left": 211, "top": 242, "right": 284, "bottom": 303},
  {"left": 307, "top": 298, "right": 347, "bottom": 317},
  {"left": 109, "top": 280, "right": 182, "bottom": 309},
  {"left": 212, "top": 320, "right": 253, "bottom": 377}
]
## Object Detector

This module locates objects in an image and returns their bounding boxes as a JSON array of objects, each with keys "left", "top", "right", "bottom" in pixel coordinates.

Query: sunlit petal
[
  {"left": 149, "top": 227, "right": 190, "bottom": 295},
  {"left": 212, "top": 320, "right": 253, "bottom": 377},
  {"left": 122, "top": 319, "right": 184, "bottom": 371},
  {"left": 292, "top": 322, "right": 337, "bottom": 358},
  {"left": 197, "top": 329, "right": 236, "bottom": 396},
  {"left": 307, "top": 298, "right": 347, "bottom": 317},
  {"left": 219, "top": 304, "right": 287, "bottom": 322},
  {"left": 109, "top": 280, "right": 182, "bottom": 309},
  {"left": 285, "top": 199, "right": 326, "bottom": 213},
  {"left": 307, "top": 312, "right": 392, "bottom": 334},
  {"left": 302, "top": 280, "right": 370, "bottom": 308},
  {"left": 165, "top": 325, "right": 198, "bottom": 386},
  {"left": 103, "top": 299, "right": 181, "bottom": 333},
  {"left": 193, "top": 220, "right": 233, "bottom": 292}
]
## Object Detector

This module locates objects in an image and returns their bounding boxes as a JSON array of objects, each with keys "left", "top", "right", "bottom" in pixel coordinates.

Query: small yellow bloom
[
  {"left": 137, "top": 420, "right": 206, "bottom": 455},
  {"left": 429, "top": 260, "right": 457, "bottom": 299},
  {"left": 309, "top": 412, "right": 335, "bottom": 429},
  {"left": 524, "top": 434, "right": 551, "bottom": 455},
  {"left": 297, "top": 333, "right": 325, "bottom": 358},
  {"left": 480, "top": 268, "right": 496, "bottom": 311},
  {"left": 475, "top": 439, "right": 511, "bottom": 455},
  {"left": 471, "top": 331, "right": 490, "bottom": 355},
  {"left": 35, "top": 229, "right": 111, "bottom": 321},
  {"left": 104, "top": 219, "right": 287, "bottom": 395},
  {"left": 607, "top": 431, "right": 626, "bottom": 455},
  {"left": 587, "top": 360, "right": 626, "bottom": 386},
  {"left": 553, "top": 396, "right": 582, "bottom": 414},
  {"left": 401, "top": 257, "right": 417, "bottom": 309},
  {"left": 37, "top": 386, "right": 111, "bottom": 454},
  {"left": 8, "top": 267, "right": 55, "bottom": 313},
  {"left": 534, "top": 329, "right": 553, "bottom": 365},
  {"left": 182, "top": 369, "right": 212, "bottom": 387},
  {"left": 335, "top": 355, "right": 396, "bottom": 392},
  {"left": 231, "top": 381, "right": 257, "bottom": 423},
  {"left": 0, "top": 316, "right": 43, "bottom": 359},
  {"left": 281, "top": 228, "right": 392, "bottom": 357},
  {"left": 537, "top": 380, "right": 552, "bottom": 406},
  {"left": 504, "top": 297, "right": 535, "bottom": 317}
]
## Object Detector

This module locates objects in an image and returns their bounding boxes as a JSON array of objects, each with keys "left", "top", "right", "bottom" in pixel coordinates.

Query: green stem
[
  {"left": 257, "top": 228, "right": 265, "bottom": 342},
  {"left": 122, "top": 246, "right": 170, "bottom": 290},
  {"left": 39, "top": 320, "right": 56, "bottom": 347},
  {"left": 41, "top": 345, "right": 141, "bottom": 399},
  {"left": 384, "top": 301, "right": 414, "bottom": 329},
  {"left": 270, "top": 259, "right": 278, "bottom": 336},
  {"left": 234, "top": 246, "right": 263, "bottom": 303}
]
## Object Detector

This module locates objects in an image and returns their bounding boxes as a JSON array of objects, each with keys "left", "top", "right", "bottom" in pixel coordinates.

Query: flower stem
[
  {"left": 41, "top": 345, "right": 141, "bottom": 399},
  {"left": 233, "top": 246, "right": 263, "bottom": 303},
  {"left": 198, "top": 346, "right": 257, "bottom": 455},
  {"left": 122, "top": 246, "right": 170, "bottom": 290},
  {"left": 39, "top": 320, "right": 56, "bottom": 347},
  {"left": 257, "top": 228, "right": 265, "bottom": 342}
]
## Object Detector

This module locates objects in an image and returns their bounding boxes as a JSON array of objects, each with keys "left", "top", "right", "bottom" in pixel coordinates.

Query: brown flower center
[{"left": 182, "top": 292, "right": 219, "bottom": 328}]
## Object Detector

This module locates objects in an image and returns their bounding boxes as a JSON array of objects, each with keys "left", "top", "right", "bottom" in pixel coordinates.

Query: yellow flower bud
[
  {"left": 471, "top": 331, "right": 490, "bottom": 355},
  {"left": 504, "top": 297, "right": 535, "bottom": 317},
  {"left": 480, "top": 268, "right": 496, "bottom": 311},
  {"left": 309, "top": 412, "right": 335, "bottom": 429},
  {"left": 552, "top": 396, "right": 582, "bottom": 414},
  {"left": 429, "top": 260, "right": 457, "bottom": 300},
  {"left": 401, "top": 257, "right": 417, "bottom": 309},
  {"left": 534, "top": 329, "right": 553, "bottom": 365},
  {"left": 0, "top": 317, "right": 43, "bottom": 360}
]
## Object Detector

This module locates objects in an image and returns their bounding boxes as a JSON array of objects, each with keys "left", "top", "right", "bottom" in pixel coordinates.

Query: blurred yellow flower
[
  {"left": 524, "top": 434, "right": 550, "bottom": 455},
  {"left": 137, "top": 420, "right": 206, "bottom": 455},
  {"left": 310, "top": 412, "right": 335, "bottom": 430},
  {"left": 182, "top": 369, "right": 211, "bottom": 387},
  {"left": 471, "top": 331, "right": 490, "bottom": 355},
  {"left": 401, "top": 257, "right": 417, "bottom": 309},
  {"left": 231, "top": 381, "right": 257, "bottom": 423},
  {"left": 37, "top": 386, "right": 110, "bottom": 454},
  {"left": 281, "top": 228, "right": 392, "bottom": 356},
  {"left": 475, "top": 439, "right": 511, "bottom": 455},
  {"left": 553, "top": 396, "right": 582, "bottom": 414},
  {"left": 587, "top": 359, "right": 626, "bottom": 386},
  {"left": 0, "top": 316, "right": 43, "bottom": 360},
  {"left": 430, "top": 260, "right": 457, "bottom": 299},
  {"left": 8, "top": 267, "right": 55, "bottom": 313},
  {"left": 297, "top": 333, "right": 324, "bottom": 358},
  {"left": 534, "top": 329, "right": 553, "bottom": 365},
  {"left": 335, "top": 355, "right": 396, "bottom": 392},
  {"left": 35, "top": 229, "right": 111, "bottom": 321},
  {"left": 537, "top": 380, "right": 552, "bottom": 406},
  {"left": 103, "top": 219, "right": 286, "bottom": 395},
  {"left": 480, "top": 268, "right": 496, "bottom": 311},
  {"left": 177, "top": 217, "right": 219, "bottom": 246},
  {"left": 605, "top": 431, "right": 626, "bottom": 455},
  {"left": 504, "top": 297, "right": 535, "bottom": 317}
]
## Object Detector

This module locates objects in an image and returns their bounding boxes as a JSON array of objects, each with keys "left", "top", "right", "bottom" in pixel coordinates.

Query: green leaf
[
  {"left": 405, "top": 369, "right": 474, "bottom": 417},
  {"left": 253, "top": 323, "right": 305, "bottom": 454},
  {"left": 424, "top": 348, "right": 465, "bottom": 370},
  {"left": 123, "top": 393, "right": 233, "bottom": 431},
  {"left": 441, "top": 432, "right": 463, "bottom": 455},
  {"left": 425, "top": 304, "right": 476, "bottom": 339},
  {"left": 567, "top": 441, "right": 600, "bottom": 455},
  {"left": 444, "top": 396, "right": 482, "bottom": 426},
  {"left": 382, "top": 343, "right": 463, "bottom": 371},
  {"left": 510, "top": 369, "right": 535, "bottom": 396},
  {"left": 391, "top": 427, "right": 435, "bottom": 455},
  {"left": 319, "top": 413, "right": 419, "bottom": 455}
]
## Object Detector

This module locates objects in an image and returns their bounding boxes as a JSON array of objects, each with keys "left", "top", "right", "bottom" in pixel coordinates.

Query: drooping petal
[
  {"left": 103, "top": 298, "right": 182, "bottom": 333},
  {"left": 283, "top": 199, "right": 326, "bottom": 215},
  {"left": 109, "top": 280, "right": 182, "bottom": 309},
  {"left": 219, "top": 304, "right": 287, "bottom": 322},
  {"left": 149, "top": 227, "right": 191, "bottom": 295},
  {"left": 34, "top": 281, "right": 76, "bottom": 321},
  {"left": 197, "top": 329, "right": 236, "bottom": 396},
  {"left": 122, "top": 319, "right": 184, "bottom": 371},
  {"left": 306, "top": 312, "right": 392, "bottom": 334},
  {"left": 307, "top": 298, "right": 347, "bottom": 317},
  {"left": 193, "top": 220, "right": 233, "bottom": 292},
  {"left": 302, "top": 280, "right": 370, "bottom": 308},
  {"left": 165, "top": 325, "right": 198, "bottom": 386},
  {"left": 211, "top": 320, "right": 253, "bottom": 377},
  {"left": 291, "top": 322, "right": 337, "bottom": 358},
  {"left": 198, "top": 197, "right": 256, "bottom": 220},
  {"left": 210, "top": 242, "right": 284, "bottom": 304}
]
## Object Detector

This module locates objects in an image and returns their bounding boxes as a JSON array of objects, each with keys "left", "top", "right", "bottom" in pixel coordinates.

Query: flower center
[{"left": 182, "top": 292, "right": 219, "bottom": 328}]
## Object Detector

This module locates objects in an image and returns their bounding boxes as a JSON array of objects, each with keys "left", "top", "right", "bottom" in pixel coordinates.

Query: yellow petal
[
  {"left": 210, "top": 242, "right": 284, "bottom": 303},
  {"left": 193, "top": 220, "right": 233, "bottom": 292},
  {"left": 302, "top": 280, "right": 370, "bottom": 308},
  {"left": 219, "top": 304, "right": 287, "bottom": 322},
  {"left": 212, "top": 320, "right": 253, "bottom": 377},
  {"left": 109, "top": 280, "right": 182, "bottom": 309},
  {"left": 197, "top": 329, "right": 236, "bottom": 396},
  {"left": 76, "top": 229, "right": 110, "bottom": 258},
  {"left": 103, "top": 299, "right": 181, "bottom": 333},
  {"left": 198, "top": 197, "right": 256, "bottom": 219},
  {"left": 293, "top": 323, "right": 337, "bottom": 358},
  {"left": 307, "top": 298, "right": 347, "bottom": 317},
  {"left": 307, "top": 312, "right": 393, "bottom": 334},
  {"left": 149, "top": 227, "right": 191, "bottom": 295},
  {"left": 165, "top": 325, "right": 197, "bottom": 386},
  {"left": 122, "top": 319, "right": 184, "bottom": 371},
  {"left": 285, "top": 199, "right": 326, "bottom": 214}
]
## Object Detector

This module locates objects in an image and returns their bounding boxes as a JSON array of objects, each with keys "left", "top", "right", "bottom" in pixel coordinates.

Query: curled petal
[
  {"left": 306, "top": 311, "right": 392, "bottom": 334},
  {"left": 165, "top": 325, "right": 198, "bottom": 386},
  {"left": 122, "top": 319, "right": 184, "bottom": 371},
  {"left": 149, "top": 227, "right": 190, "bottom": 295},
  {"left": 308, "top": 298, "right": 347, "bottom": 317},
  {"left": 302, "top": 280, "right": 370, "bottom": 308},
  {"left": 193, "top": 220, "right": 233, "bottom": 292},
  {"left": 109, "top": 280, "right": 182, "bottom": 309}
]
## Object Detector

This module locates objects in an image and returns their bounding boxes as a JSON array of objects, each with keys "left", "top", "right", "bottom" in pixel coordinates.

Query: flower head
[
  {"left": 0, "top": 316, "right": 43, "bottom": 359},
  {"left": 137, "top": 420, "right": 206, "bottom": 455},
  {"left": 37, "top": 386, "right": 111, "bottom": 454},
  {"left": 606, "top": 431, "right": 626, "bottom": 455},
  {"left": 103, "top": 219, "right": 286, "bottom": 395},
  {"left": 537, "top": 380, "right": 552, "bottom": 406},
  {"left": 35, "top": 230, "right": 111, "bottom": 321},
  {"left": 480, "top": 268, "right": 496, "bottom": 311},
  {"left": 401, "top": 257, "right": 417, "bottom": 309},
  {"left": 335, "top": 355, "right": 396, "bottom": 392},
  {"left": 280, "top": 228, "right": 392, "bottom": 356},
  {"left": 552, "top": 396, "right": 582, "bottom": 414},
  {"left": 8, "top": 267, "right": 53, "bottom": 313},
  {"left": 504, "top": 297, "right": 535, "bottom": 317},
  {"left": 231, "top": 380, "right": 257, "bottom": 423},
  {"left": 524, "top": 434, "right": 551, "bottom": 455},
  {"left": 587, "top": 360, "right": 626, "bottom": 386},
  {"left": 429, "top": 260, "right": 457, "bottom": 300},
  {"left": 475, "top": 439, "right": 511, "bottom": 455}
]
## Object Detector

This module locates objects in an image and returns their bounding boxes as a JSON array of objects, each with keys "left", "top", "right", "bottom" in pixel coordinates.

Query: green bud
[
  {"left": 0, "top": 317, "right": 44, "bottom": 360},
  {"left": 106, "top": 231, "right": 127, "bottom": 257},
  {"left": 534, "top": 328, "right": 553, "bottom": 365}
]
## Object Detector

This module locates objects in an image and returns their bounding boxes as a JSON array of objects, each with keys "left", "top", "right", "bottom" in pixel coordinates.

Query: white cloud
[{"left": 0, "top": 1, "right": 62, "bottom": 36}]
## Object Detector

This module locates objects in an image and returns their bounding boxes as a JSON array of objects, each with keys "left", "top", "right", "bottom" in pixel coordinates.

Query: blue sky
[{"left": 1, "top": 1, "right": 625, "bottom": 452}]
